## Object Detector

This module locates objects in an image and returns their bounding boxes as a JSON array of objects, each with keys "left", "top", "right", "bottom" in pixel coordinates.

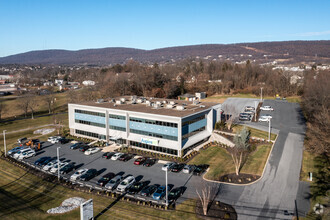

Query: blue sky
[{"left": 0, "top": 0, "right": 329, "bottom": 57}]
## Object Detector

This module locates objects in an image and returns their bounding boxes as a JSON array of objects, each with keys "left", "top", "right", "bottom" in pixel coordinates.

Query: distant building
[{"left": 195, "top": 92, "right": 206, "bottom": 100}]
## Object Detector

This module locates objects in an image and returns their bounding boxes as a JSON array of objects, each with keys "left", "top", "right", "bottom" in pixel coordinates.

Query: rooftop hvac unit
[
  {"left": 131, "top": 95, "right": 137, "bottom": 100},
  {"left": 156, "top": 101, "right": 161, "bottom": 105},
  {"left": 193, "top": 100, "right": 200, "bottom": 105},
  {"left": 199, "top": 105, "right": 205, "bottom": 108},
  {"left": 109, "top": 98, "right": 115, "bottom": 103},
  {"left": 146, "top": 100, "right": 151, "bottom": 105},
  {"left": 169, "top": 101, "right": 176, "bottom": 105},
  {"left": 116, "top": 100, "right": 122, "bottom": 105},
  {"left": 166, "top": 104, "right": 174, "bottom": 108},
  {"left": 131, "top": 99, "right": 137, "bottom": 104},
  {"left": 137, "top": 98, "right": 143, "bottom": 103},
  {"left": 153, "top": 103, "right": 161, "bottom": 109},
  {"left": 176, "top": 105, "right": 185, "bottom": 110},
  {"left": 120, "top": 98, "right": 126, "bottom": 102},
  {"left": 96, "top": 99, "right": 104, "bottom": 103},
  {"left": 162, "top": 100, "right": 167, "bottom": 104}
]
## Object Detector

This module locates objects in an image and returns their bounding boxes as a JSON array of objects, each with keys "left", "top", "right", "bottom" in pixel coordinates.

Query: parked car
[
  {"left": 143, "top": 158, "right": 156, "bottom": 167},
  {"left": 193, "top": 164, "right": 209, "bottom": 176},
  {"left": 59, "top": 138, "right": 70, "bottom": 144},
  {"left": 50, "top": 162, "right": 68, "bottom": 173},
  {"left": 60, "top": 163, "right": 76, "bottom": 174},
  {"left": 134, "top": 157, "right": 147, "bottom": 165},
  {"left": 117, "top": 176, "right": 135, "bottom": 192},
  {"left": 127, "top": 181, "right": 149, "bottom": 194},
  {"left": 47, "top": 136, "right": 59, "bottom": 142},
  {"left": 171, "top": 163, "right": 185, "bottom": 173},
  {"left": 79, "top": 145, "right": 91, "bottom": 152},
  {"left": 49, "top": 136, "right": 62, "bottom": 144},
  {"left": 80, "top": 169, "right": 98, "bottom": 181},
  {"left": 162, "top": 162, "right": 176, "bottom": 171},
  {"left": 84, "top": 147, "right": 101, "bottom": 155},
  {"left": 18, "top": 150, "right": 36, "bottom": 160},
  {"left": 168, "top": 187, "right": 185, "bottom": 202},
  {"left": 258, "top": 116, "right": 270, "bottom": 122},
  {"left": 245, "top": 106, "right": 255, "bottom": 111},
  {"left": 34, "top": 156, "right": 51, "bottom": 166},
  {"left": 13, "top": 148, "right": 32, "bottom": 159},
  {"left": 70, "top": 142, "right": 84, "bottom": 150},
  {"left": 152, "top": 185, "right": 173, "bottom": 200},
  {"left": 239, "top": 115, "right": 250, "bottom": 121},
  {"left": 97, "top": 172, "right": 116, "bottom": 186},
  {"left": 139, "top": 184, "right": 159, "bottom": 197},
  {"left": 183, "top": 165, "right": 195, "bottom": 174},
  {"left": 102, "top": 152, "right": 115, "bottom": 159},
  {"left": 260, "top": 106, "right": 274, "bottom": 111},
  {"left": 105, "top": 175, "right": 123, "bottom": 190},
  {"left": 70, "top": 168, "right": 89, "bottom": 181},
  {"left": 8, "top": 146, "right": 25, "bottom": 156},
  {"left": 111, "top": 153, "right": 124, "bottom": 160},
  {"left": 262, "top": 114, "right": 273, "bottom": 119},
  {"left": 118, "top": 154, "right": 133, "bottom": 162},
  {"left": 40, "top": 157, "right": 56, "bottom": 166},
  {"left": 43, "top": 161, "right": 58, "bottom": 171}
]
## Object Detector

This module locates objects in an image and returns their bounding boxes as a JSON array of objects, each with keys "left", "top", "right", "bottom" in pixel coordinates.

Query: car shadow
[
  {"left": 74, "top": 163, "right": 84, "bottom": 170},
  {"left": 35, "top": 150, "right": 45, "bottom": 156},
  {"left": 135, "top": 175, "right": 144, "bottom": 182},
  {"left": 97, "top": 168, "right": 107, "bottom": 176},
  {"left": 116, "top": 171, "right": 125, "bottom": 176}
]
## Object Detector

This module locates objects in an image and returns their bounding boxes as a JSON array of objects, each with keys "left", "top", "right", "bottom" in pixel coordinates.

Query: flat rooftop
[{"left": 71, "top": 96, "right": 220, "bottom": 118}]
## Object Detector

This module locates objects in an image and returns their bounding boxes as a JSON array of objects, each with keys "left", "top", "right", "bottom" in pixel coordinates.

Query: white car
[
  {"left": 183, "top": 165, "right": 194, "bottom": 174},
  {"left": 43, "top": 161, "right": 57, "bottom": 171},
  {"left": 18, "top": 150, "right": 36, "bottom": 160},
  {"left": 162, "top": 162, "right": 176, "bottom": 171},
  {"left": 117, "top": 176, "right": 135, "bottom": 192},
  {"left": 245, "top": 106, "right": 255, "bottom": 111},
  {"left": 111, "top": 153, "right": 124, "bottom": 160},
  {"left": 13, "top": 148, "right": 32, "bottom": 159},
  {"left": 48, "top": 136, "right": 61, "bottom": 144},
  {"left": 50, "top": 162, "right": 68, "bottom": 173},
  {"left": 258, "top": 116, "right": 270, "bottom": 122},
  {"left": 70, "top": 168, "right": 89, "bottom": 181},
  {"left": 260, "top": 106, "right": 274, "bottom": 111},
  {"left": 262, "top": 114, "right": 273, "bottom": 119},
  {"left": 84, "top": 147, "right": 101, "bottom": 155}
]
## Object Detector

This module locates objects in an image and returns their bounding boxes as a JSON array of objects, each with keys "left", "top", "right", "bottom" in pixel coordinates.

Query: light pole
[
  {"left": 57, "top": 147, "right": 61, "bottom": 181},
  {"left": 260, "top": 87, "right": 263, "bottom": 102},
  {"left": 268, "top": 118, "right": 271, "bottom": 142},
  {"left": 3, "top": 130, "right": 7, "bottom": 157},
  {"left": 254, "top": 101, "right": 258, "bottom": 121},
  {"left": 165, "top": 168, "right": 168, "bottom": 206}
]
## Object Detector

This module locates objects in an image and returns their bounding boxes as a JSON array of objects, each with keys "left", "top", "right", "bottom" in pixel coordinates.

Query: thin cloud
[{"left": 294, "top": 30, "right": 330, "bottom": 37}]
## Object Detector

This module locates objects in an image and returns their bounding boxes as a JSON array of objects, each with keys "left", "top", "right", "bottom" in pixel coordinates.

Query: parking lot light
[
  {"left": 165, "top": 168, "right": 168, "bottom": 206},
  {"left": 268, "top": 118, "right": 271, "bottom": 142},
  {"left": 3, "top": 130, "right": 7, "bottom": 157},
  {"left": 57, "top": 147, "right": 61, "bottom": 181}
]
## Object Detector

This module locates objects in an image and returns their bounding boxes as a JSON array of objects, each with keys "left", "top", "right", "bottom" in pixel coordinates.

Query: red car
[{"left": 134, "top": 157, "right": 147, "bottom": 165}]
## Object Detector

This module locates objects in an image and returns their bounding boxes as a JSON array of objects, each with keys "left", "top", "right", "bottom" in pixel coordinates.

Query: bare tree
[
  {"left": 28, "top": 95, "right": 38, "bottom": 119},
  {"left": 222, "top": 104, "right": 239, "bottom": 130},
  {"left": 196, "top": 181, "right": 220, "bottom": 216},
  {"left": 17, "top": 95, "right": 31, "bottom": 118},
  {"left": 230, "top": 126, "right": 250, "bottom": 175},
  {"left": 44, "top": 94, "right": 55, "bottom": 114},
  {"left": 0, "top": 101, "right": 5, "bottom": 121}
]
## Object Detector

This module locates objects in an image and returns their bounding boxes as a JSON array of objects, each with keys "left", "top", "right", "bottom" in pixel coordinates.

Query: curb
[{"left": 202, "top": 134, "right": 279, "bottom": 186}]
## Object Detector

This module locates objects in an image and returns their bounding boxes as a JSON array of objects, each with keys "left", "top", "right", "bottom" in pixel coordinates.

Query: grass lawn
[
  {"left": 1, "top": 92, "right": 68, "bottom": 120},
  {"left": 240, "top": 145, "right": 271, "bottom": 176},
  {"left": 0, "top": 159, "right": 199, "bottom": 220},
  {"left": 233, "top": 125, "right": 277, "bottom": 141},
  {"left": 300, "top": 150, "right": 317, "bottom": 182},
  {"left": 189, "top": 144, "right": 272, "bottom": 180}
]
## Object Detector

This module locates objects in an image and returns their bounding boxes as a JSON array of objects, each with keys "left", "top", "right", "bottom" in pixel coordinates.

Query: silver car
[{"left": 105, "top": 175, "right": 123, "bottom": 190}]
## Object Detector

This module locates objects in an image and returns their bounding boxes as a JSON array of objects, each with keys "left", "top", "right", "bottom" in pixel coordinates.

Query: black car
[
  {"left": 60, "top": 163, "right": 75, "bottom": 174},
  {"left": 139, "top": 184, "right": 159, "bottom": 197},
  {"left": 168, "top": 187, "right": 185, "bottom": 202},
  {"left": 143, "top": 158, "right": 156, "bottom": 167},
  {"left": 118, "top": 154, "right": 132, "bottom": 162},
  {"left": 34, "top": 156, "right": 51, "bottom": 166},
  {"left": 70, "top": 142, "right": 83, "bottom": 150},
  {"left": 193, "top": 164, "right": 209, "bottom": 176},
  {"left": 41, "top": 157, "right": 56, "bottom": 166},
  {"left": 80, "top": 169, "right": 98, "bottom": 181},
  {"left": 127, "top": 181, "right": 149, "bottom": 194},
  {"left": 59, "top": 138, "right": 70, "bottom": 144},
  {"left": 79, "top": 145, "right": 90, "bottom": 152},
  {"left": 102, "top": 152, "right": 115, "bottom": 159},
  {"left": 97, "top": 172, "right": 115, "bottom": 186},
  {"left": 171, "top": 163, "right": 185, "bottom": 172}
]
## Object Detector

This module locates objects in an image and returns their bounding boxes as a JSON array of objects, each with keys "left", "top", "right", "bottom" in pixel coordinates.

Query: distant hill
[{"left": 0, "top": 41, "right": 329, "bottom": 65}]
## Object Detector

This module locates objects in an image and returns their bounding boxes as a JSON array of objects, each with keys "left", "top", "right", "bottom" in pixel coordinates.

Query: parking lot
[{"left": 17, "top": 140, "right": 197, "bottom": 204}]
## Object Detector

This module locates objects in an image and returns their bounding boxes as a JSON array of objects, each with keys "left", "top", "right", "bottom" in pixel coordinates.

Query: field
[
  {"left": 233, "top": 125, "right": 277, "bottom": 141},
  {"left": 188, "top": 144, "right": 272, "bottom": 180},
  {"left": 0, "top": 159, "right": 199, "bottom": 220}
]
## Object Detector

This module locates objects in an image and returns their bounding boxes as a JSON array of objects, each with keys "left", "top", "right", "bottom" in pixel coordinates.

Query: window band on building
[
  {"left": 130, "top": 140, "right": 178, "bottom": 155},
  {"left": 75, "top": 119, "right": 106, "bottom": 128},
  {"left": 129, "top": 117, "right": 178, "bottom": 128},
  {"left": 75, "top": 129, "right": 106, "bottom": 140},
  {"left": 75, "top": 109, "right": 105, "bottom": 117},
  {"left": 130, "top": 129, "right": 178, "bottom": 141}
]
